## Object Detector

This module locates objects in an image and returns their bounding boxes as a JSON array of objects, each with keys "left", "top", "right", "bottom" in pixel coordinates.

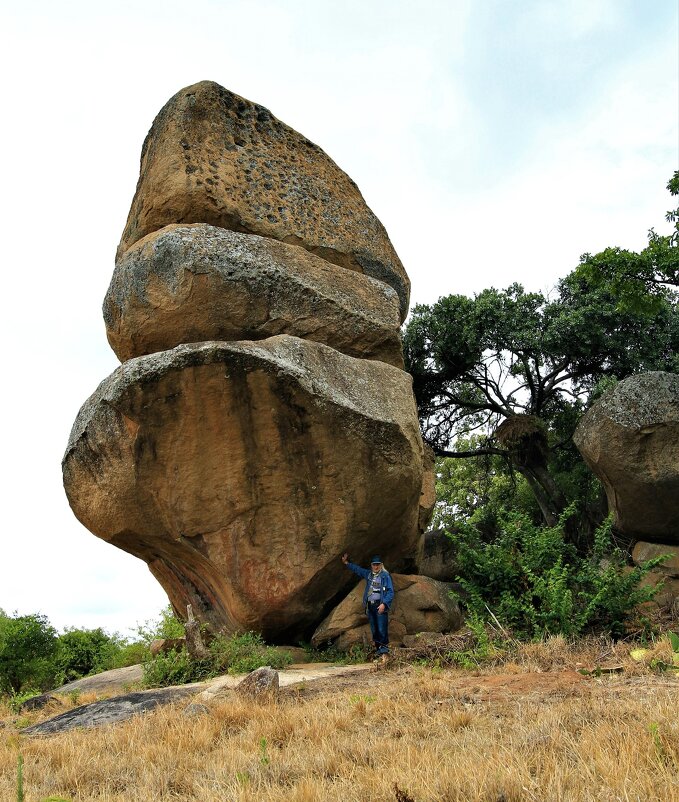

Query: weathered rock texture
[
  {"left": 22, "top": 688, "right": 197, "bottom": 736},
  {"left": 311, "top": 574, "right": 463, "bottom": 650},
  {"left": 236, "top": 666, "right": 279, "bottom": 700},
  {"left": 116, "top": 81, "right": 410, "bottom": 320},
  {"left": 574, "top": 372, "right": 679, "bottom": 542},
  {"left": 417, "top": 528, "right": 458, "bottom": 582},
  {"left": 105, "top": 224, "right": 403, "bottom": 367},
  {"left": 63, "top": 338, "right": 425, "bottom": 640},
  {"left": 632, "top": 542, "right": 679, "bottom": 578},
  {"left": 64, "top": 80, "right": 433, "bottom": 643}
]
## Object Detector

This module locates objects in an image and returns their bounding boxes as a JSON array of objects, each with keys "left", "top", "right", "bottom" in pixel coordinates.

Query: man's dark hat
[{"left": 370, "top": 555, "right": 382, "bottom": 564}]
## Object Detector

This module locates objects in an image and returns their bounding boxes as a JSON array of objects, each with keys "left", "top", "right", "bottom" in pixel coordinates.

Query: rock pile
[
  {"left": 63, "top": 81, "right": 434, "bottom": 641},
  {"left": 311, "top": 574, "right": 463, "bottom": 651},
  {"left": 574, "top": 371, "right": 679, "bottom": 609}
]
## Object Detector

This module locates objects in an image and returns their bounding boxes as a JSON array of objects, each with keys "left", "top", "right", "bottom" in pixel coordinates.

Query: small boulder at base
[
  {"left": 236, "top": 666, "right": 279, "bottom": 701},
  {"left": 311, "top": 574, "right": 463, "bottom": 651},
  {"left": 632, "top": 542, "right": 679, "bottom": 577},
  {"left": 574, "top": 372, "right": 679, "bottom": 542},
  {"left": 116, "top": 80, "right": 410, "bottom": 320}
]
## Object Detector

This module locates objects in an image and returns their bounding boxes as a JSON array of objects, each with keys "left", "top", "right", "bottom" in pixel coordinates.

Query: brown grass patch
[{"left": 1, "top": 645, "right": 679, "bottom": 801}]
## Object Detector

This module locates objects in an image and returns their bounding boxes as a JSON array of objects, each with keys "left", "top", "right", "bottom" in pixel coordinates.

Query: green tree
[
  {"left": 577, "top": 172, "right": 679, "bottom": 312},
  {"left": 54, "top": 627, "right": 123, "bottom": 684},
  {"left": 0, "top": 611, "right": 58, "bottom": 694},
  {"left": 403, "top": 273, "right": 679, "bottom": 543}
]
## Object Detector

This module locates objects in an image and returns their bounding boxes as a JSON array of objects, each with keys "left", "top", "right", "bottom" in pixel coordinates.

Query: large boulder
[
  {"left": 63, "top": 337, "right": 425, "bottom": 642},
  {"left": 418, "top": 528, "right": 458, "bottom": 582},
  {"left": 574, "top": 372, "right": 679, "bottom": 542},
  {"left": 310, "top": 573, "right": 463, "bottom": 650},
  {"left": 104, "top": 223, "right": 403, "bottom": 367},
  {"left": 116, "top": 80, "right": 410, "bottom": 320}
]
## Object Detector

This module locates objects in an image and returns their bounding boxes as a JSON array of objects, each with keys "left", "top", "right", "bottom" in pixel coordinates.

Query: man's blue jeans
[{"left": 367, "top": 602, "right": 389, "bottom": 654}]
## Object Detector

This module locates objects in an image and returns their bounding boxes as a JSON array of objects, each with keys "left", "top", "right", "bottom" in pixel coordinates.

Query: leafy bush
[
  {"left": 209, "top": 632, "right": 292, "bottom": 675},
  {"left": 134, "top": 605, "right": 185, "bottom": 647},
  {"left": 0, "top": 611, "right": 58, "bottom": 694},
  {"left": 142, "top": 631, "right": 292, "bottom": 687},
  {"left": 54, "top": 627, "right": 124, "bottom": 684},
  {"left": 449, "top": 510, "right": 667, "bottom": 638}
]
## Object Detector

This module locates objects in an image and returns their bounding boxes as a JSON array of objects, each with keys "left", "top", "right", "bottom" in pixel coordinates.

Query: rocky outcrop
[
  {"left": 311, "top": 574, "right": 463, "bottom": 650},
  {"left": 63, "top": 338, "right": 425, "bottom": 641},
  {"left": 105, "top": 224, "right": 404, "bottom": 367},
  {"left": 574, "top": 372, "right": 679, "bottom": 542},
  {"left": 64, "top": 80, "right": 432, "bottom": 643},
  {"left": 116, "top": 81, "right": 410, "bottom": 320},
  {"left": 418, "top": 529, "right": 458, "bottom": 582},
  {"left": 22, "top": 688, "right": 197, "bottom": 736}
]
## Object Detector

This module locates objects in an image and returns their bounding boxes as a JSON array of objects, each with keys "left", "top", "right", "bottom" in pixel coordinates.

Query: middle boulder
[{"left": 104, "top": 223, "right": 404, "bottom": 368}]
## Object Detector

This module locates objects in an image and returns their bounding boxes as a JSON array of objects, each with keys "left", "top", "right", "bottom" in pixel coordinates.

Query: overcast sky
[{"left": 1, "top": 0, "right": 676, "bottom": 636}]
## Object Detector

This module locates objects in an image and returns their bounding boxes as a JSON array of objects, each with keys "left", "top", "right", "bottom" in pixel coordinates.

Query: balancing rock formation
[{"left": 63, "top": 81, "right": 434, "bottom": 641}]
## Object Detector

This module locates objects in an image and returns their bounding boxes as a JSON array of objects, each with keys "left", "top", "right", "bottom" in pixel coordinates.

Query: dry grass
[{"left": 2, "top": 638, "right": 679, "bottom": 802}]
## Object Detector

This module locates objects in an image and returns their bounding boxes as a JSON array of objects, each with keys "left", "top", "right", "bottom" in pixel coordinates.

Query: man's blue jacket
[{"left": 346, "top": 562, "right": 395, "bottom": 609}]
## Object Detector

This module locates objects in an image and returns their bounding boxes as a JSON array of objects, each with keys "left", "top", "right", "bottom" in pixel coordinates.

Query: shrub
[
  {"left": 135, "top": 605, "right": 185, "bottom": 646},
  {"left": 142, "top": 631, "right": 292, "bottom": 687},
  {"left": 0, "top": 611, "right": 58, "bottom": 694},
  {"left": 449, "top": 510, "right": 667, "bottom": 639},
  {"left": 54, "top": 628, "right": 123, "bottom": 684}
]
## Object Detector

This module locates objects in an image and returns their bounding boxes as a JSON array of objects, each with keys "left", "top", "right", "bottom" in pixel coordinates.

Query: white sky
[{"left": 0, "top": 0, "right": 677, "bottom": 637}]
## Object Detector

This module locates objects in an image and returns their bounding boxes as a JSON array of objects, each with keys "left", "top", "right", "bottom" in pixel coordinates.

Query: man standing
[{"left": 341, "top": 552, "right": 394, "bottom": 660}]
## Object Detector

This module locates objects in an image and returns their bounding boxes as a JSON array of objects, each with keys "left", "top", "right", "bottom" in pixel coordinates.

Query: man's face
[{"left": 371, "top": 562, "right": 382, "bottom": 573}]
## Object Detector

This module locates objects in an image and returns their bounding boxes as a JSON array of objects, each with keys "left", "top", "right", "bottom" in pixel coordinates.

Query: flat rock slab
[
  {"left": 23, "top": 664, "right": 372, "bottom": 736},
  {"left": 53, "top": 664, "right": 144, "bottom": 695},
  {"left": 201, "top": 662, "right": 373, "bottom": 700},
  {"left": 22, "top": 687, "right": 199, "bottom": 736}
]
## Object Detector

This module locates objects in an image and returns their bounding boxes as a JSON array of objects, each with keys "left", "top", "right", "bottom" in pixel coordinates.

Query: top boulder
[{"left": 117, "top": 81, "right": 410, "bottom": 320}]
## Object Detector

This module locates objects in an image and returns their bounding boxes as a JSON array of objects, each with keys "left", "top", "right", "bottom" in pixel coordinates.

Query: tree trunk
[{"left": 184, "top": 604, "right": 210, "bottom": 661}]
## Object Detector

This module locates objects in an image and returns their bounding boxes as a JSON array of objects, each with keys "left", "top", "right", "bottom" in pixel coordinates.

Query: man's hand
[
  {"left": 341, "top": 552, "right": 349, "bottom": 564},
  {"left": 377, "top": 603, "right": 386, "bottom": 614}
]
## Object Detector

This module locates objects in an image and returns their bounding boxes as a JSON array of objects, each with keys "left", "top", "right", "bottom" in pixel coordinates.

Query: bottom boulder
[{"left": 311, "top": 574, "right": 463, "bottom": 651}]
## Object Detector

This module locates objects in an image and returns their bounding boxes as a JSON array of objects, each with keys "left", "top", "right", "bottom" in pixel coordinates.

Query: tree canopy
[
  {"left": 404, "top": 236, "right": 679, "bottom": 540},
  {"left": 576, "top": 171, "right": 679, "bottom": 312}
]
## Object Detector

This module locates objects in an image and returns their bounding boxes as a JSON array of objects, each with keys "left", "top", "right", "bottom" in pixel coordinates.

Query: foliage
[
  {"left": 141, "top": 647, "right": 202, "bottom": 688},
  {"left": 0, "top": 608, "right": 164, "bottom": 697},
  {"left": 403, "top": 273, "right": 679, "bottom": 537},
  {"left": 142, "top": 631, "right": 292, "bottom": 688},
  {"left": 433, "top": 443, "right": 540, "bottom": 539},
  {"left": 0, "top": 611, "right": 58, "bottom": 694},
  {"left": 53, "top": 628, "right": 124, "bottom": 685},
  {"left": 448, "top": 511, "right": 666, "bottom": 639},
  {"left": 577, "top": 171, "right": 679, "bottom": 313},
  {"left": 209, "top": 631, "right": 292, "bottom": 675},
  {"left": 134, "top": 604, "right": 185, "bottom": 646}
]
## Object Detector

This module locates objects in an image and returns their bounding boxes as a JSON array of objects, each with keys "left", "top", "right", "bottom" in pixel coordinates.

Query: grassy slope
[{"left": 1, "top": 636, "right": 678, "bottom": 802}]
